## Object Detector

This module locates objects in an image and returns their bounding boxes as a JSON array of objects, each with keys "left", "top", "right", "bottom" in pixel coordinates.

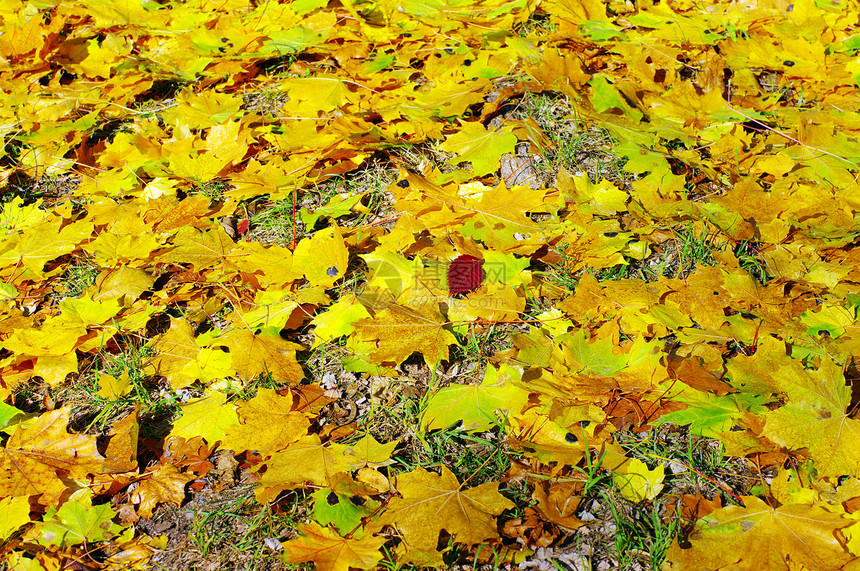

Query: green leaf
[
  {"left": 261, "top": 27, "right": 327, "bottom": 55},
  {"left": 300, "top": 193, "right": 364, "bottom": 228},
  {"left": 420, "top": 364, "right": 529, "bottom": 432},
  {"left": 614, "top": 141, "right": 672, "bottom": 177},
  {"left": 653, "top": 390, "right": 767, "bottom": 438},
  {"left": 0, "top": 401, "right": 25, "bottom": 432},
  {"left": 310, "top": 298, "right": 371, "bottom": 346},
  {"left": 35, "top": 493, "right": 124, "bottom": 547},
  {"left": 588, "top": 76, "right": 643, "bottom": 121},
  {"left": 290, "top": 0, "right": 329, "bottom": 15},
  {"left": 312, "top": 488, "right": 379, "bottom": 534},
  {"left": 563, "top": 329, "right": 629, "bottom": 377},
  {"left": 800, "top": 303, "right": 855, "bottom": 339},
  {"left": 481, "top": 251, "right": 531, "bottom": 286},
  {"left": 579, "top": 20, "right": 625, "bottom": 41},
  {"left": 437, "top": 122, "right": 518, "bottom": 176}
]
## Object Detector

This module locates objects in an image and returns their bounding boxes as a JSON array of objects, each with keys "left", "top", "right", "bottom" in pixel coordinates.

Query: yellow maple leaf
[
  {"left": 667, "top": 497, "right": 854, "bottom": 570},
  {"left": 221, "top": 329, "right": 304, "bottom": 384},
  {"left": 378, "top": 466, "right": 514, "bottom": 563},
  {"left": 254, "top": 435, "right": 364, "bottom": 503},
  {"left": 102, "top": 406, "right": 139, "bottom": 474},
  {"left": 0, "top": 220, "right": 94, "bottom": 278},
  {"left": 353, "top": 302, "right": 457, "bottom": 365},
  {"left": 0, "top": 408, "right": 103, "bottom": 506},
  {"left": 613, "top": 458, "right": 665, "bottom": 502},
  {"left": 171, "top": 391, "right": 239, "bottom": 445},
  {"left": 0, "top": 496, "right": 31, "bottom": 541},
  {"left": 437, "top": 121, "right": 518, "bottom": 176},
  {"left": 281, "top": 522, "right": 385, "bottom": 571},
  {"left": 148, "top": 318, "right": 200, "bottom": 390},
  {"left": 97, "top": 372, "right": 132, "bottom": 400},
  {"left": 292, "top": 225, "right": 349, "bottom": 288},
  {"left": 221, "top": 388, "right": 311, "bottom": 457}
]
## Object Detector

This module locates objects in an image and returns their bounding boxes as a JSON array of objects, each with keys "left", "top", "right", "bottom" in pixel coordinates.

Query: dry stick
[
  {"left": 290, "top": 185, "right": 297, "bottom": 251},
  {"left": 640, "top": 378, "right": 680, "bottom": 425},
  {"left": 460, "top": 443, "right": 503, "bottom": 488},
  {"left": 345, "top": 494, "right": 393, "bottom": 540},
  {"left": 503, "top": 154, "right": 539, "bottom": 187},
  {"left": 751, "top": 455, "right": 775, "bottom": 509},
  {"left": 724, "top": 102, "right": 857, "bottom": 171},
  {"left": 607, "top": 390, "right": 651, "bottom": 427},
  {"left": 643, "top": 451, "right": 745, "bottom": 506}
]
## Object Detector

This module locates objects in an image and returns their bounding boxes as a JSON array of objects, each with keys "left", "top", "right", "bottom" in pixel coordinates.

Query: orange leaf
[
  {"left": 281, "top": 522, "right": 385, "bottom": 571},
  {"left": 0, "top": 408, "right": 103, "bottom": 506},
  {"left": 131, "top": 463, "right": 197, "bottom": 518}
]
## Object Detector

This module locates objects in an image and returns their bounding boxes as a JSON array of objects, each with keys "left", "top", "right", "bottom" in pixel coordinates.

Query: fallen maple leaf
[
  {"left": 667, "top": 497, "right": 854, "bottom": 570},
  {"left": 421, "top": 364, "right": 529, "bottom": 432},
  {"left": 29, "top": 490, "right": 125, "bottom": 547},
  {"left": 353, "top": 302, "right": 457, "bottom": 365},
  {"left": 254, "top": 435, "right": 365, "bottom": 503},
  {"left": 221, "top": 387, "right": 311, "bottom": 457},
  {"left": 170, "top": 390, "right": 239, "bottom": 446},
  {"left": 378, "top": 466, "right": 514, "bottom": 562},
  {"left": 613, "top": 458, "right": 665, "bottom": 502},
  {"left": 221, "top": 329, "right": 304, "bottom": 383},
  {"left": 281, "top": 522, "right": 385, "bottom": 571},
  {"left": 437, "top": 121, "right": 517, "bottom": 176},
  {"left": 0, "top": 408, "right": 103, "bottom": 507},
  {"left": 0, "top": 495, "right": 30, "bottom": 541},
  {"left": 131, "top": 463, "right": 197, "bottom": 518}
]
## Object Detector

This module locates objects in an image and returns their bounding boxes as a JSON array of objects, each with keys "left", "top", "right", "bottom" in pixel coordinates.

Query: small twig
[{"left": 643, "top": 451, "right": 745, "bottom": 506}]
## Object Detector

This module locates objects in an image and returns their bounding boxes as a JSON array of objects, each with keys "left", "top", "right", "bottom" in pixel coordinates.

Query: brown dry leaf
[
  {"left": 666, "top": 493, "right": 723, "bottom": 524},
  {"left": 131, "top": 463, "right": 197, "bottom": 518},
  {"left": 532, "top": 481, "right": 586, "bottom": 531},
  {"left": 666, "top": 354, "right": 736, "bottom": 395},
  {"left": 161, "top": 436, "right": 216, "bottom": 476},
  {"left": 502, "top": 507, "right": 560, "bottom": 548}
]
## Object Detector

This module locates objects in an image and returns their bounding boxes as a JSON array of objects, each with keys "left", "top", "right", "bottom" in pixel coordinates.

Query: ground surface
[{"left": 1, "top": 1, "right": 860, "bottom": 570}]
